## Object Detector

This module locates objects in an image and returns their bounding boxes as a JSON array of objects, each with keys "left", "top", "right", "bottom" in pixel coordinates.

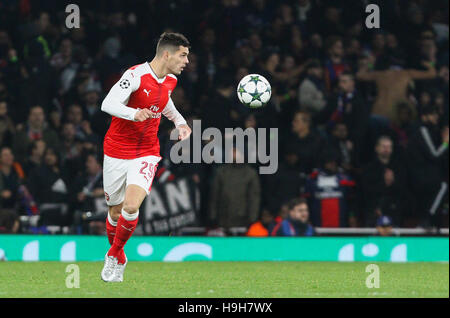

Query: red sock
[
  {"left": 106, "top": 214, "right": 117, "bottom": 246},
  {"left": 108, "top": 210, "right": 138, "bottom": 264}
]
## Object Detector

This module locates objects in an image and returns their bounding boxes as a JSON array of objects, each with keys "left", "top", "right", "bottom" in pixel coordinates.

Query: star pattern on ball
[
  {"left": 249, "top": 75, "right": 260, "bottom": 85},
  {"left": 250, "top": 91, "right": 262, "bottom": 102}
]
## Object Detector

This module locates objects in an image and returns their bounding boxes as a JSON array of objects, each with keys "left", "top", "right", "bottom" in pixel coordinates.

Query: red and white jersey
[{"left": 101, "top": 62, "right": 186, "bottom": 159}]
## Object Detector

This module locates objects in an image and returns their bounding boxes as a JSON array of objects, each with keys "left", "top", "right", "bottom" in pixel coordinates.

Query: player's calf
[
  {"left": 108, "top": 209, "right": 139, "bottom": 264},
  {"left": 106, "top": 204, "right": 122, "bottom": 245}
]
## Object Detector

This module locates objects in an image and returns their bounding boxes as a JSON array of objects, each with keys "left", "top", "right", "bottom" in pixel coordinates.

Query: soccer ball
[{"left": 237, "top": 74, "right": 271, "bottom": 108}]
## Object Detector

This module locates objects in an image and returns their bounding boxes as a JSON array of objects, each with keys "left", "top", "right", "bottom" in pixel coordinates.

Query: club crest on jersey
[
  {"left": 143, "top": 88, "right": 151, "bottom": 97},
  {"left": 148, "top": 105, "right": 161, "bottom": 118}
]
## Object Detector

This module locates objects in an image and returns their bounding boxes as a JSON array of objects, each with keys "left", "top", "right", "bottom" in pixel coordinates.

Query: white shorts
[{"left": 103, "top": 154, "right": 161, "bottom": 206}]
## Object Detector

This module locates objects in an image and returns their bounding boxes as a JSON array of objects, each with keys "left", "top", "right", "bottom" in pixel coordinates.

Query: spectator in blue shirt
[{"left": 271, "top": 198, "right": 315, "bottom": 236}]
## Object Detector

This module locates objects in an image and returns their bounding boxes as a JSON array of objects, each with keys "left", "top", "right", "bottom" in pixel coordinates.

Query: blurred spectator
[
  {"left": 407, "top": 105, "right": 449, "bottom": 227},
  {"left": 389, "top": 102, "right": 417, "bottom": 150},
  {"left": 271, "top": 198, "right": 314, "bottom": 236},
  {"left": 361, "top": 136, "right": 410, "bottom": 227},
  {"left": 315, "top": 71, "right": 369, "bottom": 164},
  {"left": 0, "top": 100, "right": 15, "bottom": 147},
  {"left": 304, "top": 151, "right": 355, "bottom": 227},
  {"left": 284, "top": 110, "right": 324, "bottom": 174},
  {"left": 208, "top": 147, "right": 261, "bottom": 229},
  {"left": 70, "top": 153, "right": 104, "bottom": 214},
  {"left": 0, "top": 209, "right": 19, "bottom": 233},
  {"left": 326, "top": 123, "right": 355, "bottom": 174},
  {"left": 356, "top": 60, "right": 437, "bottom": 123},
  {"left": 298, "top": 59, "right": 327, "bottom": 113},
  {"left": 201, "top": 75, "right": 237, "bottom": 133},
  {"left": 60, "top": 122, "right": 80, "bottom": 164},
  {"left": 263, "top": 144, "right": 307, "bottom": 214},
  {"left": 0, "top": 147, "right": 24, "bottom": 209},
  {"left": 12, "top": 105, "right": 60, "bottom": 163},
  {"left": 50, "top": 37, "right": 73, "bottom": 71},
  {"left": 27, "top": 147, "right": 68, "bottom": 205},
  {"left": 66, "top": 103, "right": 99, "bottom": 143},
  {"left": 246, "top": 209, "right": 278, "bottom": 237},
  {"left": 376, "top": 215, "right": 394, "bottom": 237},
  {"left": 22, "top": 139, "right": 46, "bottom": 177},
  {"left": 323, "top": 35, "right": 350, "bottom": 92}
]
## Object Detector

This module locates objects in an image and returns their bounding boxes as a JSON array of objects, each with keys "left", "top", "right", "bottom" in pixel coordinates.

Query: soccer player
[{"left": 100, "top": 32, "right": 192, "bottom": 282}]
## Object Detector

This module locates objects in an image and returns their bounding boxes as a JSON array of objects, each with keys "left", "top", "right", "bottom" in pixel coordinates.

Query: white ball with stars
[{"left": 237, "top": 74, "right": 271, "bottom": 108}]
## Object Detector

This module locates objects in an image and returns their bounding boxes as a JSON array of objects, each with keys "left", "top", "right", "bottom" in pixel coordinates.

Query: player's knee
[
  {"left": 109, "top": 205, "right": 122, "bottom": 222},
  {"left": 122, "top": 201, "right": 140, "bottom": 214}
]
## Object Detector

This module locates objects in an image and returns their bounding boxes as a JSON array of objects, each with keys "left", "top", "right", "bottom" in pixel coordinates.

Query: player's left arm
[{"left": 162, "top": 97, "right": 192, "bottom": 141}]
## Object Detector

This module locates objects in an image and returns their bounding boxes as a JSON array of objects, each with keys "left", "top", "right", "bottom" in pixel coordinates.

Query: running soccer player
[{"left": 100, "top": 32, "right": 192, "bottom": 282}]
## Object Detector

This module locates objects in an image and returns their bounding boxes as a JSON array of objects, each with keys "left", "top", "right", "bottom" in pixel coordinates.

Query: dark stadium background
[{"left": 0, "top": 0, "right": 448, "bottom": 237}]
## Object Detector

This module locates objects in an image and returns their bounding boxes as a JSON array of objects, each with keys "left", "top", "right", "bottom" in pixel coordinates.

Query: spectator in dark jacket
[
  {"left": 315, "top": 71, "right": 369, "bottom": 165},
  {"left": 271, "top": 198, "right": 314, "bottom": 236},
  {"left": 0, "top": 147, "right": 24, "bottom": 209},
  {"left": 407, "top": 105, "right": 449, "bottom": 227},
  {"left": 12, "top": 105, "right": 60, "bottom": 164},
  {"left": 208, "top": 147, "right": 261, "bottom": 229},
  {"left": 323, "top": 36, "right": 351, "bottom": 92},
  {"left": 27, "top": 147, "right": 68, "bottom": 205},
  {"left": 70, "top": 153, "right": 104, "bottom": 214},
  {"left": 22, "top": 139, "right": 46, "bottom": 177},
  {"left": 361, "top": 136, "right": 411, "bottom": 227},
  {"left": 326, "top": 122, "right": 355, "bottom": 174},
  {"left": 262, "top": 143, "right": 307, "bottom": 215},
  {"left": 284, "top": 110, "right": 325, "bottom": 174},
  {"left": 0, "top": 100, "right": 15, "bottom": 148}
]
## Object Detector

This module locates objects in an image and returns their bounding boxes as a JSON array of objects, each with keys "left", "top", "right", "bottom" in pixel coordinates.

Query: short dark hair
[
  {"left": 375, "top": 135, "right": 393, "bottom": 147},
  {"left": 293, "top": 110, "right": 312, "bottom": 125},
  {"left": 287, "top": 198, "right": 308, "bottom": 211},
  {"left": 156, "top": 32, "right": 190, "bottom": 56},
  {"left": 339, "top": 71, "right": 354, "bottom": 79}
]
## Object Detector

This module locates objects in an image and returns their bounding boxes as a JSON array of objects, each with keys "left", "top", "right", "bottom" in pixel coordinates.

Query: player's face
[{"left": 168, "top": 46, "right": 189, "bottom": 75}]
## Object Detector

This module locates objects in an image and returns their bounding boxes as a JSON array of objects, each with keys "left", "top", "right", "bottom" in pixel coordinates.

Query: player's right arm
[{"left": 101, "top": 70, "right": 152, "bottom": 122}]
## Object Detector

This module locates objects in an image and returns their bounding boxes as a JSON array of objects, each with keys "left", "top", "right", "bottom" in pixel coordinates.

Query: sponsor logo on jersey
[{"left": 143, "top": 88, "right": 151, "bottom": 97}]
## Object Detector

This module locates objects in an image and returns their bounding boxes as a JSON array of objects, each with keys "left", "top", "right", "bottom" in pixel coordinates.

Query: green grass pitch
[{"left": 0, "top": 262, "right": 448, "bottom": 298}]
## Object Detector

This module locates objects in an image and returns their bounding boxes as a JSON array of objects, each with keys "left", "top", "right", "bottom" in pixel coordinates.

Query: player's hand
[
  {"left": 134, "top": 108, "right": 155, "bottom": 122},
  {"left": 177, "top": 124, "right": 192, "bottom": 141}
]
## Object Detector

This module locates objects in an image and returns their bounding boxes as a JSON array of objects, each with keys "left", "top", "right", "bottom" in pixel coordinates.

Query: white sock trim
[
  {"left": 107, "top": 213, "right": 117, "bottom": 227},
  {"left": 121, "top": 209, "right": 139, "bottom": 221}
]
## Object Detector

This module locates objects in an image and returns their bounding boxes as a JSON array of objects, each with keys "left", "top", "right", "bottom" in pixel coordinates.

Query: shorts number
[{"left": 139, "top": 161, "right": 156, "bottom": 182}]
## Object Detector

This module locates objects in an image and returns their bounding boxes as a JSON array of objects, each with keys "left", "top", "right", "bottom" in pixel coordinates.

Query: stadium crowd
[{"left": 0, "top": 0, "right": 448, "bottom": 235}]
